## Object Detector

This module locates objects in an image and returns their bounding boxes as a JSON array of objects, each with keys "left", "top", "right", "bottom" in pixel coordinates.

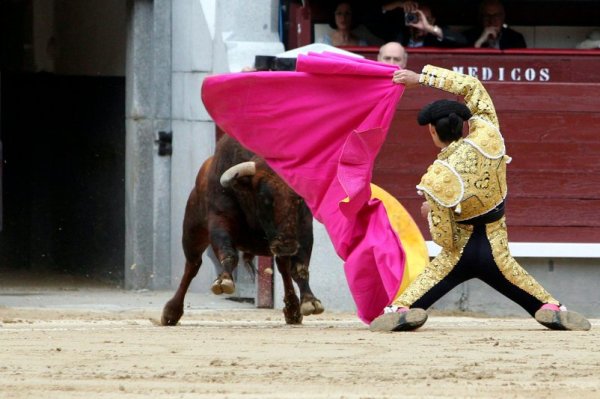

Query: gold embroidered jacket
[{"left": 416, "top": 65, "right": 511, "bottom": 250}]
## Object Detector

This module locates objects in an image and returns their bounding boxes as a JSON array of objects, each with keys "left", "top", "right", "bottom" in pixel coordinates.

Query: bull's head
[{"left": 220, "top": 160, "right": 311, "bottom": 257}]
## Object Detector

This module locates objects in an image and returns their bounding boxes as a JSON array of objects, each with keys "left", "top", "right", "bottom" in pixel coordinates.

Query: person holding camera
[{"left": 380, "top": 2, "right": 467, "bottom": 48}]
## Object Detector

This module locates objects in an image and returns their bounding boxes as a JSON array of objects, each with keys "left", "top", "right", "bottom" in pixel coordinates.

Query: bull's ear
[{"left": 220, "top": 161, "right": 256, "bottom": 188}]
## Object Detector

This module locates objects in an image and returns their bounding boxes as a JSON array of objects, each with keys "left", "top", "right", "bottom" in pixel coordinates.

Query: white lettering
[
  {"left": 511, "top": 68, "right": 522, "bottom": 81},
  {"left": 482, "top": 67, "right": 493, "bottom": 81},
  {"left": 524, "top": 68, "right": 536, "bottom": 81},
  {"left": 451, "top": 66, "right": 552, "bottom": 82},
  {"left": 468, "top": 66, "right": 478, "bottom": 78}
]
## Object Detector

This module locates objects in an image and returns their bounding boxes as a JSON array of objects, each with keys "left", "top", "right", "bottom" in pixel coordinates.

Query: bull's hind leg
[
  {"left": 161, "top": 218, "right": 209, "bottom": 326},
  {"left": 291, "top": 257, "right": 324, "bottom": 316},
  {"left": 209, "top": 230, "right": 239, "bottom": 295},
  {"left": 275, "top": 256, "right": 303, "bottom": 324}
]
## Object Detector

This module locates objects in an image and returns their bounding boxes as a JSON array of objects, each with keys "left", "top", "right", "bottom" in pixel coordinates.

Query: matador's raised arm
[{"left": 418, "top": 65, "right": 499, "bottom": 129}]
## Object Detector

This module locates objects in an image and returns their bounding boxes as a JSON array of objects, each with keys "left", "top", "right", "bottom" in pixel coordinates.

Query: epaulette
[
  {"left": 464, "top": 116, "right": 506, "bottom": 159},
  {"left": 416, "top": 160, "right": 463, "bottom": 208}
]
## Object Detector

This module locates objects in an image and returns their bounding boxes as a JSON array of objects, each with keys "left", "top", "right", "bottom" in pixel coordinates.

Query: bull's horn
[{"left": 220, "top": 161, "right": 256, "bottom": 187}]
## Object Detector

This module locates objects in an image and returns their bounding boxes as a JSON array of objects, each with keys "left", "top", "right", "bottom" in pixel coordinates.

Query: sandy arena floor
[{"left": 1, "top": 283, "right": 599, "bottom": 399}]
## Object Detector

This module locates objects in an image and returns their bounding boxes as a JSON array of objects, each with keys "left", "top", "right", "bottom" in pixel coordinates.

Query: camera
[
  {"left": 405, "top": 12, "right": 419, "bottom": 24},
  {"left": 254, "top": 55, "right": 296, "bottom": 71}
]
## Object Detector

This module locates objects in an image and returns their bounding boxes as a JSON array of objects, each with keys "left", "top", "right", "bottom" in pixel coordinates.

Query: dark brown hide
[{"left": 162, "top": 135, "right": 323, "bottom": 325}]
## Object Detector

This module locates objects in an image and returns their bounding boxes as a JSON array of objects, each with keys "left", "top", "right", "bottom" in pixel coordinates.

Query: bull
[{"left": 161, "top": 135, "right": 324, "bottom": 325}]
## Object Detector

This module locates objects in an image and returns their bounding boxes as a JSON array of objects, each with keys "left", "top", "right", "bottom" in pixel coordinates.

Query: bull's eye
[
  {"left": 258, "top": 184, "right": 273, "bottom": 205},
  {"left": 260, "top": 195, "right": 273, "bottom": 207}
]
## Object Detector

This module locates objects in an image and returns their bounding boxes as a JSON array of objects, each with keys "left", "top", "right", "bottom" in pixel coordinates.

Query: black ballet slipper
[
  {"left": 534, "top": 308, "right": 591, "bottom": 331},
  {"left": 369, "top": 308, "right": 428, "bottom": 332}
]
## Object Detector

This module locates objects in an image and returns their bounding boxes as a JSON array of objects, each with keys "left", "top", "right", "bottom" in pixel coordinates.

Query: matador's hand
[{"left": 393, "top": 69, "right": 420, "bottom": 88}]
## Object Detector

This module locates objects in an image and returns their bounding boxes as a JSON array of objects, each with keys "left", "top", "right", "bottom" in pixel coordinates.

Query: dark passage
[{"left": 0, "top": 73, "right": 125, "bottom": 283}]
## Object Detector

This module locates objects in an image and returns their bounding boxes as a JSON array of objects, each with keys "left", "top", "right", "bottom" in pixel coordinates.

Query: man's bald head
[{"left": 377, "top": 42, "right": 408, "bottom": 68}]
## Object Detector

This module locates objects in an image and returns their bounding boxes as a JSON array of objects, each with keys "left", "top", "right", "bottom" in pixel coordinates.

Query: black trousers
[{"left": 412, "top": 224, "right": 545, "bottom": 316}]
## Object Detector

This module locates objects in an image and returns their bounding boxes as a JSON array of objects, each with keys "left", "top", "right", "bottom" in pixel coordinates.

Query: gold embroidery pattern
[
  {"left": 427, "top": 194, "right": 457, "bottom": 249},
  {"left": 467, "top": 119, "right": 505, "bottom": 158},
  {"left": 394, "top": 218, "right": 559, "bottom": 308},
  {"left": 393, "top": 224, "right": 473, "bottom": 308},
  {"left": 487, "top": 218, "right": 559, "bottom": 305},
  {"left": 418, "top": 162, "right": 462, "bottom": 208},
  {"left": 418, "top": 66, "right": 509, "bottom": 222},
  {"left": 445, "top": 142, "right": 506, "bottom": 221}
]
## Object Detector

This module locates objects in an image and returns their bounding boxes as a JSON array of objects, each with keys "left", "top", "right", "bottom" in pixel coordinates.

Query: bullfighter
[{"left": 370, "top": 65, "right": 592, "bottom": 332}]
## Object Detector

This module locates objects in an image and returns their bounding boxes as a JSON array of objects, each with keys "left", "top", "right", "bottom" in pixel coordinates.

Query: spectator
[
  {"left": 404, "top": 3, "right": 468, "bottom": 48},
  {"left": 463, "top": 0, "right": 526, "bottom": 49},
  {"left": 374, "top": 2, "right": 467, "bottom": 48},
  {"left": 316, "top": 2, "right": 369, "bottom": 47},
  {"left": 377, "top": 42, "right": 408, "bottom": 68}
]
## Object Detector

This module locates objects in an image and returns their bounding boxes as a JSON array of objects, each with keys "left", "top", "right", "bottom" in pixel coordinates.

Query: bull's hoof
[
  {"left": 211, "top": 278, "right": 235, "bottom": 295},
  {"left": 300, "top": 299, "right": 325, "bottom": 316},
  {"left": 161, "top": 300, "right": 184, "bottom": 326},
  {"left": 284, "top": 310, "right": 303, "bottom": 325},
  {"left": 283, "top": 296, "right": 303, "bottom": 325}
]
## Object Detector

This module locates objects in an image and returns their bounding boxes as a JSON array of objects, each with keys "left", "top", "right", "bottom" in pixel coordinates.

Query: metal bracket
[{"left": 156, "top": 131, "right": 172, "bottom": 156}]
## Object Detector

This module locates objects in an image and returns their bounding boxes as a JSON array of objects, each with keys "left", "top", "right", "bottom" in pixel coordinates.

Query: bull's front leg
[
  {"left": 275, "top": 256, "right": 302, "bottom": 324},
  {"left": 162, "top": 257, "right": 202, "bottom": 326},
  {"left": 209, "top": 229, "right": 238, "bottom": 295},
  {"left": 291, "top": 256, "right": 324, "bottom": 316}
]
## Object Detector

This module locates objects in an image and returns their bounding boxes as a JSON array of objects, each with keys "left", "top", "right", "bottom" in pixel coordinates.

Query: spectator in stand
[
  {"left": 464, "top": 0, "right": 526, "bottom": 49},
  {"left": 377, "top": 42, "right": 408, "bottom": 68},
  {"left": 316, "top": 2, "right": 370, "bottom": 47},
  {"left": 377, "top": 1, "right": 467, "bottom": 48}
]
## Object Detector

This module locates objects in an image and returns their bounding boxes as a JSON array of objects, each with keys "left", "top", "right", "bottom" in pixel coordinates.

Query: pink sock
[{"left": 540, "top": 303, "right": 560, "bottom": 312}]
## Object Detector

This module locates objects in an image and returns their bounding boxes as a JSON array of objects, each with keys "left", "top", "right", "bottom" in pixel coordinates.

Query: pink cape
[{"left": 201, "top": 52, "right": 405, "bottom": 323}]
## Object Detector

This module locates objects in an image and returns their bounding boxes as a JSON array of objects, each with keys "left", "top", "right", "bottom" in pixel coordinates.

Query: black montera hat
[{"left": 417, "top": 99, "right": 472, "bottom": 126}]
